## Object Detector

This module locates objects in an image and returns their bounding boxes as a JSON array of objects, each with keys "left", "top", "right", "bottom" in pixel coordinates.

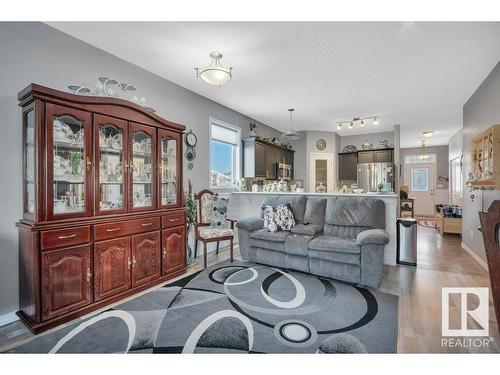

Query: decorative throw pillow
[
  {"left": 262, "top": 203, "right": 296, "bottom": 232},
  {"left": 275, "top": 203, "right": 296, "bottom": 230},
  {"left": 263, "top": 205, "right": 279, "bottom": 232},
  {"left": 210, "top": 196, "right": 228, "bottom": 228}
]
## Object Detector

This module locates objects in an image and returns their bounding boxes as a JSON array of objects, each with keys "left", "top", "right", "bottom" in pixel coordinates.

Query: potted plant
[{"left": 184, "top": 180, "right": 197, "bottom": 265}]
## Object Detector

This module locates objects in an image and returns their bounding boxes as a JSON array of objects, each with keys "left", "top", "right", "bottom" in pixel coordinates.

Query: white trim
[
  {"left": 0, "top": 311, "right": 19, "bottom": 327},
  {"left": 208, "top": 117, "right": 241, "bottom": 189},
  {"left": 461, "top": 242, "right": 489, "bottom": 271},
  {"left": 309, "top": 152, "right": 334, "bottom": 193}
]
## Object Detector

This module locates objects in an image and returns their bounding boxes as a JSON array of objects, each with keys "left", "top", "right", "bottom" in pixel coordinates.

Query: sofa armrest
[
  {"left": 356, "top": 229, "right": 389, "bottom": 246},
  {"left": 236, "top": 217, "right": 264, "bottom": 232}
]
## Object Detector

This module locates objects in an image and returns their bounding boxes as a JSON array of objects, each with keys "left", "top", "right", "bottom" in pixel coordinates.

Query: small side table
[{"left": 400, "top": 198, "right": 414, "bottom": 218}]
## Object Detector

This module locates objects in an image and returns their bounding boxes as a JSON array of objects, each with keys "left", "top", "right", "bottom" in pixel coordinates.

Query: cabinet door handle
[
  {"left": 106, "top": 228, "right": 120, "bottom": 232},
  {"left": 86, "top": 267, "right": 92, "bottom": 282},
  {"left": 163, "top": 247, "right": 167, "bottom": 258},
  {"left": 132, "top": 256, "right": 137, "bottom": 268},
  {"left": 141, "top": 222, "right": 153, "bottom": 227},
  {"left": 85, "top": 156, "right": 92, "bottom": 172},
  {"left": 127, "top": 257, "right": 132, "bottom": 270},
  {"left": 58, "top": 234, "right": 77, "bottom": 239}
]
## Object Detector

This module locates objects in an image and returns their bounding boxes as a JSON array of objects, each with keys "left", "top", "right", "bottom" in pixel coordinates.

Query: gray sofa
[{"left": 236, "top": 196, "right": 389, "bottom": 288}]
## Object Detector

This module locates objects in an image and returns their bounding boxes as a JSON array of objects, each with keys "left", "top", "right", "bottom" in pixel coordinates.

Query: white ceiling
[{"left": 47, "top": 22, "right": 500, "bottom": 147}]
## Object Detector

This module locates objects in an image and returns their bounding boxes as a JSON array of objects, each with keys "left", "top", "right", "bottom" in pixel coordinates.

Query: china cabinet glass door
[
  {"left": 23, "top": 107, "right": 36, "bottom": 217},
  {"left": 129, "top": 124, "right": 156, "bottom": 211},
  {"left": 46, "top": 104, "right": 92, "bottom": 219},
  {"left": 159, "top": 129, "right": 180, "bottom": 208},
  {"left": 95, "top": 115, "right": 128, "bottom": 214}
]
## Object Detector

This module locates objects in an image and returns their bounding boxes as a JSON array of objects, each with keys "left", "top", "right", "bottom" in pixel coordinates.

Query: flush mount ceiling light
[
  {"left": 280, "top": 108, "right": 302, "bottom": 141},
  {"left": 337, "top": 116, "right": 379, "bottom": 130},
  {"left": 195, "top": 51, "right": 233, "bottom": 86},
  {"left": 422, "top": 130, "right": 434, "bottom": 138}
]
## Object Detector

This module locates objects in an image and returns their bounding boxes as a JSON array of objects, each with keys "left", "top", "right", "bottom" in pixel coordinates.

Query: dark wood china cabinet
[{"left": 17, "top": 84, "right": 187, "bottom": 333}]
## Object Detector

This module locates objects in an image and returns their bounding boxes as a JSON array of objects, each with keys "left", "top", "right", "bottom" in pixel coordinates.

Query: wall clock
[
  {"left": 184, "top": 129, "right": 197, "bottom": 161},
  {"left": 316, "top": 138, "right": 327, "bottom": 151}
]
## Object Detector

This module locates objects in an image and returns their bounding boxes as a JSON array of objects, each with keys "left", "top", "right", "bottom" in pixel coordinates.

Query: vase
[{"left": 186, "top": 223, "right": 194, "bottom": 265}]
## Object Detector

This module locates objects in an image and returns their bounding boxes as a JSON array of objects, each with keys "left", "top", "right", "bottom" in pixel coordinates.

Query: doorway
[
  {"left": 309, "top": 153, "right": 334, "bottom": 193},
  {"left": 404, "top": 161, "right": 436, "bottom": 217}
]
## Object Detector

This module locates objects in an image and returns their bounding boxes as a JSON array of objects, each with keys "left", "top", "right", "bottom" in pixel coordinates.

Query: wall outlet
[{"left": 470, "top": 230, "right": 474, "bottom": 240}]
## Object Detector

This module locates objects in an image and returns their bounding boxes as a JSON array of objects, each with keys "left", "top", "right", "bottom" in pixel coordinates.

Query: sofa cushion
[
  {"left": 249, "top": 228, "right": 290, "bottom": 242},
  {"left": 303, "top": 198, "right": 327, "bottom": 226},
  {"left": 308, "top": 235, "right": 360, "bottom": 254},
  {"left": 291, "top": 223, "right": 323, "bottom": 236},
  {"left": 308, "top": 249, "right": 360, "bottom": 266},
  {"left": 324, "top": 197, "right": 386, "bottom": 229},
  {"left": 260, "top": 196, "right": 306, "bottom": 223}
]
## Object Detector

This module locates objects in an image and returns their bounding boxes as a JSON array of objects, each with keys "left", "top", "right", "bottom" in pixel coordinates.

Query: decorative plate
[
  {"left": 343, "top": 145, "right": 357, "bottom": 153},
  {"left": 316, "top": 138, "right": 327, "bottom": 150}
]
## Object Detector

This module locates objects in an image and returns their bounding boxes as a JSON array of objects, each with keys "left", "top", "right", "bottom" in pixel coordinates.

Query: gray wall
[
  {"left": 400, "top": 145, "right": 450, "bottom": 190},
  {"left": 462, "top": 60, "right": 500, "bottom": 262},
  {"left": 340, "top": 131, "right": 395, "bottom": 150},
  {"left": 0, "top": 22, "right": 283, "bottom": 317},
  {"left": 291, "top": 131, "right": 340, "bottom": 191},
  {"left": 449, "top": 129, "right": 463, "bottom": 162}
]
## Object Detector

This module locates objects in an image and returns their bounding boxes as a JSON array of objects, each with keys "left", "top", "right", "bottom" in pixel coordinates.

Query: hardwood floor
[{"left": 0, "top": 225, "right": 498, "bottom": 353}]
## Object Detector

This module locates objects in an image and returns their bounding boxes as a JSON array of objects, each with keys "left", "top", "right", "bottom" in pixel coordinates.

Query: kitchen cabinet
[
  {"left": 338, "top": 153, "right": 358, "bottom": 181},
  {"left": 357, "top": 149, "right": 394, "bottom": 164},
  {"left": 17, "top": 84, "right": 187, "bottom": 333},
  {"left": 242, "top": 138, "right": 295, "bottom": 179}
]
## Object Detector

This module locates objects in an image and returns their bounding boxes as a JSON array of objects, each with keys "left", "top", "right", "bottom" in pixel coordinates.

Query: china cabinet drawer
[
  {"left": 94, "top": 217, "right": 161, "bottom": 241},
  {"left": 41, "top": 226, "right": 91, "bottom": 250},
  {"left": 162, "top": 212, "right": 186, "bottom": 228}
]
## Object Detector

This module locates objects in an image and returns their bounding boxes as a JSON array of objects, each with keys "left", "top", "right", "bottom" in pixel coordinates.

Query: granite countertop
[{"left": 231, "top": 191, "right": 398, "bottom": 198}]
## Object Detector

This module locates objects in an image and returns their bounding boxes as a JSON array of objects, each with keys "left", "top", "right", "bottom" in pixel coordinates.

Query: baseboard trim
[
  {"left": 0, "top": 311, "right": 19, "bottom": 327},
  {"left": 461, "top": 242, "right": 489, "bottom": 271}
]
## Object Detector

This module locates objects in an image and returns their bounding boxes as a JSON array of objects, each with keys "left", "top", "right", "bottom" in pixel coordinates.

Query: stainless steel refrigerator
[{"left": 357, "top": 162, "right": 395, "bottom": 192}]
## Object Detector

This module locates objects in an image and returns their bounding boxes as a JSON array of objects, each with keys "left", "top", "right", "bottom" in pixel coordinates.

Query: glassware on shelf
[
  {"left": 132, "top": 130, "right": 153, "bottom": 208},
  {"left": 98, "top": 124, "right": 124, "bottom": 211},
  {"left": 52, "top": 116, "right": 86, "bottom": 214}
]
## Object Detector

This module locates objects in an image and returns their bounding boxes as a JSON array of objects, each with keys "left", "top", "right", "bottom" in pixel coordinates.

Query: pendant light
[
  {"left": 195, "top": 51, "right": 233, "bottom": 86},
  {"left": 419, "top": 140, "right": 430, "bottom": 160},
  {"left": 280, "top": 108, "right": 301, "bottom": 141}
]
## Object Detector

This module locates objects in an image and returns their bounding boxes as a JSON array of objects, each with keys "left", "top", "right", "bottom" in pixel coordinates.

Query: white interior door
[
  {"left": 404, "top": 162, "right": 436, "bottom": 217},
  {"left": 309, "top": 153, "right": 334, "bottom": 193}
]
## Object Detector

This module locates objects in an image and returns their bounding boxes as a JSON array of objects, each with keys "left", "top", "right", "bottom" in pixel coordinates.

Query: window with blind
[{"left": 209, "top": 118, "right": 241, "bottom": 188}]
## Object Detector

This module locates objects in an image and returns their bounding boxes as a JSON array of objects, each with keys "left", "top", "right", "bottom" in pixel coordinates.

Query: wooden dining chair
[
  {"left": 193, "top": 189, "right": 236, "bottom": 268},
  {"left": 479, "top": 200, "right": 500, "bottom": 336}
]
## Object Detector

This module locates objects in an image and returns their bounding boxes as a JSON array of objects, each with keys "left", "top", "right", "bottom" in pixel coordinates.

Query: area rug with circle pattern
[{"left": 8, "top": 261, "right": 398, "bottom": 353}]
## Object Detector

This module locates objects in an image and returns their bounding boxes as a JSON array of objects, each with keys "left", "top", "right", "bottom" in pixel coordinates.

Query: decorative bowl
[{"left": 353, "top": 188, "right": 364, "bottom": 194}]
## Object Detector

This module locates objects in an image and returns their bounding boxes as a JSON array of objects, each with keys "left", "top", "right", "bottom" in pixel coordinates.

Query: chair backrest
[{"left": 194, "top": 189, "right": 217, "bottom": 224}]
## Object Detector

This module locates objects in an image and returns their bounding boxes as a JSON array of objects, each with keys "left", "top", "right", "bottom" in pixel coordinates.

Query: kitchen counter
[
  {"left": 231, "top": 191, "right": 397, "bottom": 197},
  {"left": 228, "top": 191, "right": 398, "bottom": 265}
]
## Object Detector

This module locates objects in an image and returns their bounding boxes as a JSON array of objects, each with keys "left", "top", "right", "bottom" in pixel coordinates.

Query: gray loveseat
[{"left": 236, "top": 196, "right": 389, "bottom": 288}]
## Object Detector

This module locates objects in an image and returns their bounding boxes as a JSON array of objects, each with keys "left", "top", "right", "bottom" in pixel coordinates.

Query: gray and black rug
[{"left": 9, "top": 261, "right": 398, "bottom": 353}]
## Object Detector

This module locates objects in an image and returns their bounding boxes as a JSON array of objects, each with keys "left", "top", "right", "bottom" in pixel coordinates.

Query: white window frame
[
  {"left": 404, "top": 153, "right": 436, "bottom": 164},
  {"left": 208, "top": 117, "right": 241, "bottom": 190}
]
